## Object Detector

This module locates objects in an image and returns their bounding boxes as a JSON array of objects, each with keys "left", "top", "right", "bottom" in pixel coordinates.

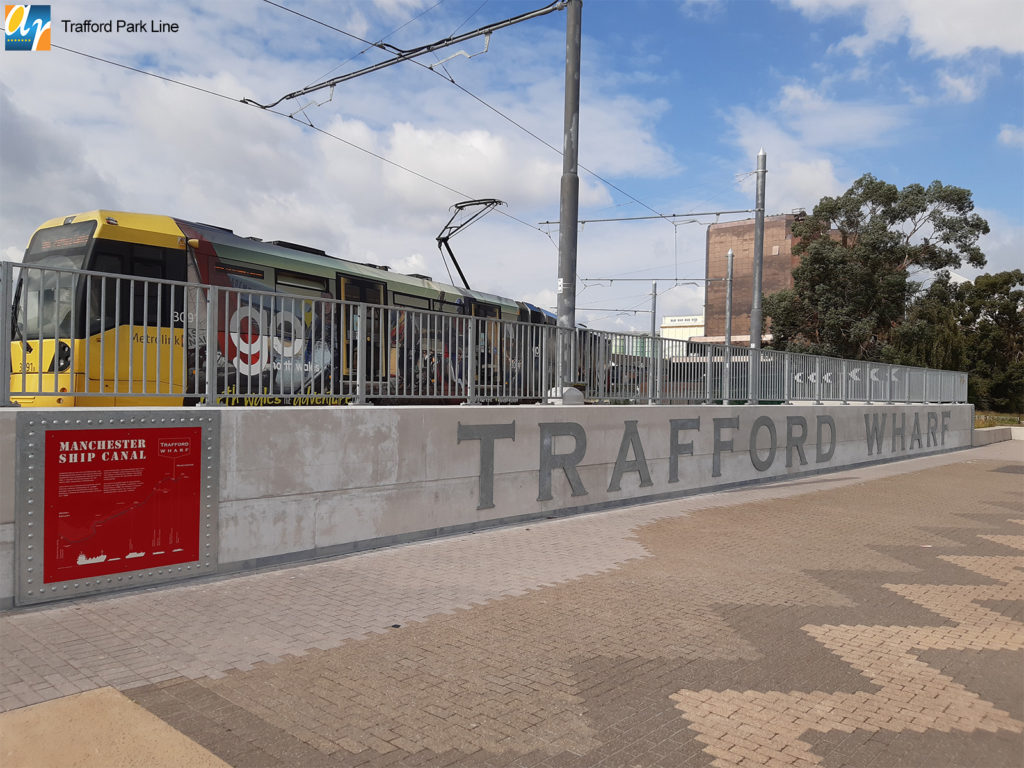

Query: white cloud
[
  {"left": 961, "top": 208, "right": 1024, "bottom": 279},
  {"left": 724, "top": 79, "right": 914, "bottom": 215},
  {"left": 679, "top": 0, "right": 725, "bottom": 21},
  {"left": 373, "top": 0, "right": 427, "bottom": 19},
  {"left": 935, "top": 59, "right": 1000, "bottom": 103},
  {"left": 0, "top": 1, "right": 692, "bottom": 332},
  {"left": 777, "top": 83, "right": 909, "bottom": 147},
  {"left": 938, "top": 71, "right": 981, "bottom": 103},
  {"left": 997, "top": 124, "right": 1024, "bottom": 148},
  {"left": 783, "top": 0, "right": 1024, "bottom": 58},
  {"left": 581, "top": 96, "right": 678, "bottom": 178},
  {"left": 389, "top": 252, "right": 431, "bottom": 276},
  {"left": 0, "top": 86, "right": 118, "bottom": 250}
]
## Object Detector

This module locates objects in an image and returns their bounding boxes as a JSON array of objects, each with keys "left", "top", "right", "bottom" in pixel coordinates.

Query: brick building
[{"left": 702, "top": 214, "right": 801, "bottom": 344}]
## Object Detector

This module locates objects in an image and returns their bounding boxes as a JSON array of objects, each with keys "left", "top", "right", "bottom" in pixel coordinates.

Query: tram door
[
  {"left": 468, "top": 301, "right": 501, "bottom": 390},
  {"left": 339, "top": 276, "right": 386, "bottom": 383}
]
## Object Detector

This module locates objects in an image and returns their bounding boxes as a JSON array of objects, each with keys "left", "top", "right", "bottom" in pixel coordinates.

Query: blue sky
[{"left": 2, "top": 0, "right": 1022, "bottom": 331}]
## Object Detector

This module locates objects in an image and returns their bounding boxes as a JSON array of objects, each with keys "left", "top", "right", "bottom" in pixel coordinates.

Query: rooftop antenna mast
[{"left": 436, "top": 198, "right": 505, "bottom": 290}]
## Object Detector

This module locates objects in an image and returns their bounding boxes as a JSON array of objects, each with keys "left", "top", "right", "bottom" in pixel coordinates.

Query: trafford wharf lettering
[{"left": 457, "top": 409, "right": 953, "bottom": 511}]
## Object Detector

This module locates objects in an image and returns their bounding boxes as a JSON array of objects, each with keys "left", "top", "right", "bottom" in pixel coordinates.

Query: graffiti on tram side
[
  {"left": 457, "top": 409, "right": 956, "bottom": 510},
  {"left": 216, "top": 393, "right": 350, "bottom": 406},
  {"left": 185, "top": 294, "right": 536, "bottom": 400},
  {"left": 216, "top": 298, "right": 336, "bottom": 393}
]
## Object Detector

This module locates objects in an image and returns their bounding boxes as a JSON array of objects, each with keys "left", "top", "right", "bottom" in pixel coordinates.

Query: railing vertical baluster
[
  {"left": 355, "top": 303, "right": 367, "bottom": 404},
  {"left": 98, "top": 277, "right": 109, "bottom": 397},
  {"left": 839, "top": 359, "right": 848, "bottom": 404},
  {"left": 135, "top": 280, "right": 144, "bottom": 394},
  {"left": 814, "top": 356, "right": 822, "bottom": 405},
  {"left": 540, "top": 326, "right": 549, "bottom": 402},
  {"left": 129, "top": 276, "right": 138, "bottom": 396},
  {"left": 466, "top": 316, "right": 477, "bottom": 404},
  {"left": 36, "top": 271, "right": 45, "bottom": 396},
  {"left": 203, "top": 286, "right": 217, "bottom": 406},
  {"left": 82, "top": 273, "right": 92, "bottom": 398},
  {"left": 0, "top": 261, "right": 13, "bottom": 407},
  {"left": 704, "top": 343, "right": 713, "bottom": 404},
  {"left": 181, "top": 285, "right": 189, "bottom": 397},
  {"left": 783, "top": 351, "right": 791, "bottom": 404},
  {"left": 66, "top": 270, "right": 77, "bottom": 398},
  {"left": 153, "top": 284, "right": 161, "bottom": 397}
]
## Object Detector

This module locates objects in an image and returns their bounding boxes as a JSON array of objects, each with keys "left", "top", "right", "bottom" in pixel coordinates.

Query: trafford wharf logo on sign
[{"left": 4, "top": 5, "right": 51, "bottom": 51}]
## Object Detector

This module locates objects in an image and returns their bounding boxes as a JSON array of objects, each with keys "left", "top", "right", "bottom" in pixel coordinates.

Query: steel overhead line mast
[{"left": 243, "top": 1, "right": 567, "bottom": 110}]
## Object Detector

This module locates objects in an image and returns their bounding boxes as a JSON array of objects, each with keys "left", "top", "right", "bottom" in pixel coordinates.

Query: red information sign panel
[{"left": 43, "top": 427, "right": 203, "bottom": 584}]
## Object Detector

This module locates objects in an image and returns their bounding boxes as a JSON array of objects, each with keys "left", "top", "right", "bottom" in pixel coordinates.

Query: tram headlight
[{"left": 54, "top": 341, "right": 72, "bottom": 372}]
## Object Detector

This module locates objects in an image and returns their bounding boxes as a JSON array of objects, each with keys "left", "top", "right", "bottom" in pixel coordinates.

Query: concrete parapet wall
[
  {"left": 972, "top": 426, "right": 1012, "bottom": 446},
  {"left": 215, "top": 403, "right": 972, "bottom": 570},
  {"left": 971, "top": 425, "right": 1024, "bottom": 445},
  {"left": 1, "top": 403, "right": 973, "bottom": 606}
]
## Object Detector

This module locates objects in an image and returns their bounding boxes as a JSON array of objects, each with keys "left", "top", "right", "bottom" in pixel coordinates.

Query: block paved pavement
[{"left": 1, "top": 441, "right": 1022, "bottom": 767}]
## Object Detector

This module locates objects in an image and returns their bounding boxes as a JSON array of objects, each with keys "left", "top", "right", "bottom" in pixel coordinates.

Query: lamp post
[
  {"left": 748, "top": 148, "right": 766, "bottom": 404},
  {"left": 555, "top": 0, "right": 582, "bottom": 395}
]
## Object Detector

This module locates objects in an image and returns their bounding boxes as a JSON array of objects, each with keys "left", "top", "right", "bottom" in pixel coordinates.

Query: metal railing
[{"left": 1, "top": 261, "right": 969, "bottom": 407}]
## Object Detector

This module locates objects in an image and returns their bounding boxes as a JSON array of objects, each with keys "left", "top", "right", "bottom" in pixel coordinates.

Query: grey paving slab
[{"left": 1, "top": 441, "right": 1022, "bottom": 768}]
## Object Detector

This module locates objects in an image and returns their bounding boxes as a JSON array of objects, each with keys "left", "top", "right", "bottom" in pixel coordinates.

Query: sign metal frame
[{"left": 15, "top": 410, "right": 220, "bottom": 606}]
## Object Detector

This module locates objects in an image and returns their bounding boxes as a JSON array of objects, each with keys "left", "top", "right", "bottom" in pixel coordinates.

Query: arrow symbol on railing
[
  {"left": 823, "top": 372, "right": 832, "bottom": 384},
  {"left": 869, "top": 368, "right": 880, "bottom": 383},
  {"left": 849, "top": 369, "right": 861, "bottom": 382},
  {"left": 808, "top": 372, "right": 818, "bottom": 384}
]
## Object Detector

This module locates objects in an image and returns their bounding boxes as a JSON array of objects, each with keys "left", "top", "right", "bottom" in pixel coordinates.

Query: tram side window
[
  {"left": 472, "top": 302, "right": 500, "bottom": 318},
  {"left": 86, "top": 243, "right": 187, "bottom": 332},
  {"left": 276, "top": 270, "right": 329, "bottom": 297},
  {"left": 342, "top": 278, "right": 385, "bottom": 305},
  {"left": 131, "top": 254, "right": 167, "bottom": 326},
  {"left": 392, "top": 292, "right": 432, "bottom": 311},
  {"left": 85, "top": 252, "right": 122, "bottom": 332}
]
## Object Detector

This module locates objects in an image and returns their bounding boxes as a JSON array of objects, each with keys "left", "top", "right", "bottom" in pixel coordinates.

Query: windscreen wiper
[{"left": 11, "top": 305, "right": 31, "bottom": 353}]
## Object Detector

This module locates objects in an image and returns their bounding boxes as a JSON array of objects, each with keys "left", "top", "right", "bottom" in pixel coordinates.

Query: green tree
[
  {"left": 886, "top": 273, "right": 969, "bottom": 371},
  {"left": 889, "top": 270, "right": 1023, "bottom": 411},
  {"left": 765, "top": 174, "right": 989, "bottom": 360},
  {"left": 960, "top": 270, "right": 1024, "bottom": 412}
]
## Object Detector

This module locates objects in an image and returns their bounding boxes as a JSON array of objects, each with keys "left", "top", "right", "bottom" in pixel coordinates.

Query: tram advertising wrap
[{"left": 9, "top": 210, "right": 555, "bottom": 408}]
